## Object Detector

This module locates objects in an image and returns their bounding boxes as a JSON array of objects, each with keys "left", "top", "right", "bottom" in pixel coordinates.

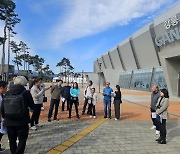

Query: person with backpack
[
  {"left": 0, "top": 81, "right": 8, "bottom": 152},
  {"left": 30, "top": 78, "right": 50, "bottom": 130},
  {"left": 1, "top": 76, "right": 34, "bottom": 154},
  {"left": 82, "top": 80, "right": 94, "bottom": 115}
]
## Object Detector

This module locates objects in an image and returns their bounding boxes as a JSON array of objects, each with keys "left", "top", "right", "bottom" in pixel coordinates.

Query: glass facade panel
[
  {"left": 119, "top": 71, "right": 132, "bottom": 88},
  {"left": 130, "top": 68, "right": 153, "bottom": 91},
  {"left": 152, "top": 67, "right": 167, "bottom": 89},
  {"left": 119, "top": 67, "right": 167, "bottom": 91}
]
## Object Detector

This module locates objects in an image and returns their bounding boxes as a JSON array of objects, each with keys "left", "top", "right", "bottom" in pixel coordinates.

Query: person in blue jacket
[
  {"left": 69, "top": 82, "right": 80, "bottom": 119},
  {"left": 102, "top": 82, "right": 113, "bottom": 119}
]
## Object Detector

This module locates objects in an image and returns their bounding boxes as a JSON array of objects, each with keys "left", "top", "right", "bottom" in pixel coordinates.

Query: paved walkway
[{"left": 1, "top": 86, "right": 180, "bottom": 154}]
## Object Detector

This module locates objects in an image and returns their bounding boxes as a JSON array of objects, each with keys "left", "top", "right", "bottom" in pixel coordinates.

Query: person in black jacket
[
  {"left": 1, "top": 76, "right": 34, "bottom": 154},
  {"left": 113, "top": 85, "right": 122, "bottom": 120},
  {"left": 61, "top": 82, "right": 71, "bottom": 111}
]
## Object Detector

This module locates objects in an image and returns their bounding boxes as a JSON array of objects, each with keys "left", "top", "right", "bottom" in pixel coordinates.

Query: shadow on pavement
[
  {"left": 120, "top": 112, "right": 141, "bottom": 120},
  {"left": 167, "top": 120, "right": 180, "bottom": 142}
]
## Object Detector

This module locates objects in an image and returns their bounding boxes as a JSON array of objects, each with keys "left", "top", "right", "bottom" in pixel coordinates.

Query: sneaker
[
  {"left": 151, "top": 125, "right": 156, "bottom": 129},
  {"left": 36, "top": 124, "right": 43, "bottom": 127},
  {"left": 0, "top": 148, "right": 5, "bottom": 152},
  {"left": 30, "top": 126, "right": 37, "bottom": 130},
  {"left": 114, "top": 118, "right": 118, "bottom": 121},
  {"left": 41, "top": 107, "right": 45, "bottom": 111},
  {"left": 93, "top": 116, "right": 96, "bottom": 119},
  {"left": 53, "top": 118, "right": 59, "bottom": 121},
  {"left": 156, "top": 130, "right": 160, "bottom": 135},
  {"left": 48, "top": 118, "right": 51, "bottom": 122},
  {"left": 90, "top": 115, "right": 92, "bottom": 118}
]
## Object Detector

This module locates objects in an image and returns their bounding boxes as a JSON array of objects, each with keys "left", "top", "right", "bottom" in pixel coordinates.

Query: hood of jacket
[{"left": 8, "top": 85, "right": 26, "bottom": 95}]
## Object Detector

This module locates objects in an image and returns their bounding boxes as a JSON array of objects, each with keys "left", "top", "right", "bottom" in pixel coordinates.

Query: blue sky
[{"left": 0, "top": 0, "right": 180, "bottom": 73}]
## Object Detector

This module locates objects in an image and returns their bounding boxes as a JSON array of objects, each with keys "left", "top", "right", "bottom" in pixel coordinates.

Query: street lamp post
[{"left": 98, "top": 63, "right": 102, "bottom": 93}]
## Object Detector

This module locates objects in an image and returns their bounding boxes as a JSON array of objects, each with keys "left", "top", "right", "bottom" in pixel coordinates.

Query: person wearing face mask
[{"left": 155, "top": 89, "right": 169, "bottom": 144}]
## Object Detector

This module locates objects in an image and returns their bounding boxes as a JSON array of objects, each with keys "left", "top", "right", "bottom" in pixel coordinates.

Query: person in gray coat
[{"left": 155, "top": 89, "right": 169, "bottom": 144}]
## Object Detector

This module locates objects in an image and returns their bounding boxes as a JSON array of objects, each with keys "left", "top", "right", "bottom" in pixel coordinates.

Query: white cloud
[{"left": 50, "top": 0, "right": 171, "bottom": 47}]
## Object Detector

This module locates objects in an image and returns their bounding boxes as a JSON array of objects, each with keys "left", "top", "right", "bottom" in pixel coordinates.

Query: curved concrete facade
[{"left": 88, "top": 2, "right": 180, "bottom": 97}]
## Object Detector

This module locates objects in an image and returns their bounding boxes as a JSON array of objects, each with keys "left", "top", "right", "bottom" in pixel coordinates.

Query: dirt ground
[{"left": 37, "top": 87, "right": 180, "bottom": 122}]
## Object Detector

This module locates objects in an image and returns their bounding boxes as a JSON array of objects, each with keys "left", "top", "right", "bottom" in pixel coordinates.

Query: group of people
[
  {"left": 82, "top": 81, "right": 122, "bottom": 120},
  {"left": 0, "top": 75, "right": 123, "bottom": 154},
  {"left": 0, "top": 73, "right": 169, "bottom": 154},
  {"left": 150, "top": 85, "right": 169, "bottom": 144}
]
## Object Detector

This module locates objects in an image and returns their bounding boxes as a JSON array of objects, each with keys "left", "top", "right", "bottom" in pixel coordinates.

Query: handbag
[{"left": 43, "top": 96, "right": 47, "bottom": 102}]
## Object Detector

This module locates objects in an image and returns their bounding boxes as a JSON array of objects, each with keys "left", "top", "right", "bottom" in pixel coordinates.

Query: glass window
[
  {"left": 119, "top": 67, "right": 167, "bottom": 91},
  {"left": 152, "top": 67, "right": 167, "bottom": 89}
]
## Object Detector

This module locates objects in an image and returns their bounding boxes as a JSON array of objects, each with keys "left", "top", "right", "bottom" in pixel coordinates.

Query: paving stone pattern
[
  {"left": 63, "top": 120, "right": 180, "bottom": 154},
  {"left": 1, "top": 121, "right": 94, "bottom": 154}
]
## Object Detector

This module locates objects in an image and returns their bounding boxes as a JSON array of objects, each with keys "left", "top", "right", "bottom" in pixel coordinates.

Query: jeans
[
  {"left": 7, "top": 125, "right": 29, "bottom": 154},
  {"left": 31, "top": 104, "right": 42, "bottom": 127},
  {"left": 48, "top": 99, "right": 60, "bottom": 119},
  {"left": 104, "top": 99, "right": 111, "bottom": 118}
]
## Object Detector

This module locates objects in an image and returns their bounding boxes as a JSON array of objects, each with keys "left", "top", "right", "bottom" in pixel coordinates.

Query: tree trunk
[
  {"left": 0, "top": 11, "right": 8, "bottom": 80},
  {"left": 24, "top": 51, "right": 25, "bottom": 72},
  {"left": 7, "top": 29, "right": 10, "bottom": 81},
  {"left": 16, "top": 52, "right": 19, "bottom": 73},
  {"left": 27, "top": 63, "right": 30, "bottom": 78}
]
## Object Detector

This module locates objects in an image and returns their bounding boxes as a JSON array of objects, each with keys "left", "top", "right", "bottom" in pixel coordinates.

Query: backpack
[{"left": 3, "top": 90, "right": 26, "bottom": 119}]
